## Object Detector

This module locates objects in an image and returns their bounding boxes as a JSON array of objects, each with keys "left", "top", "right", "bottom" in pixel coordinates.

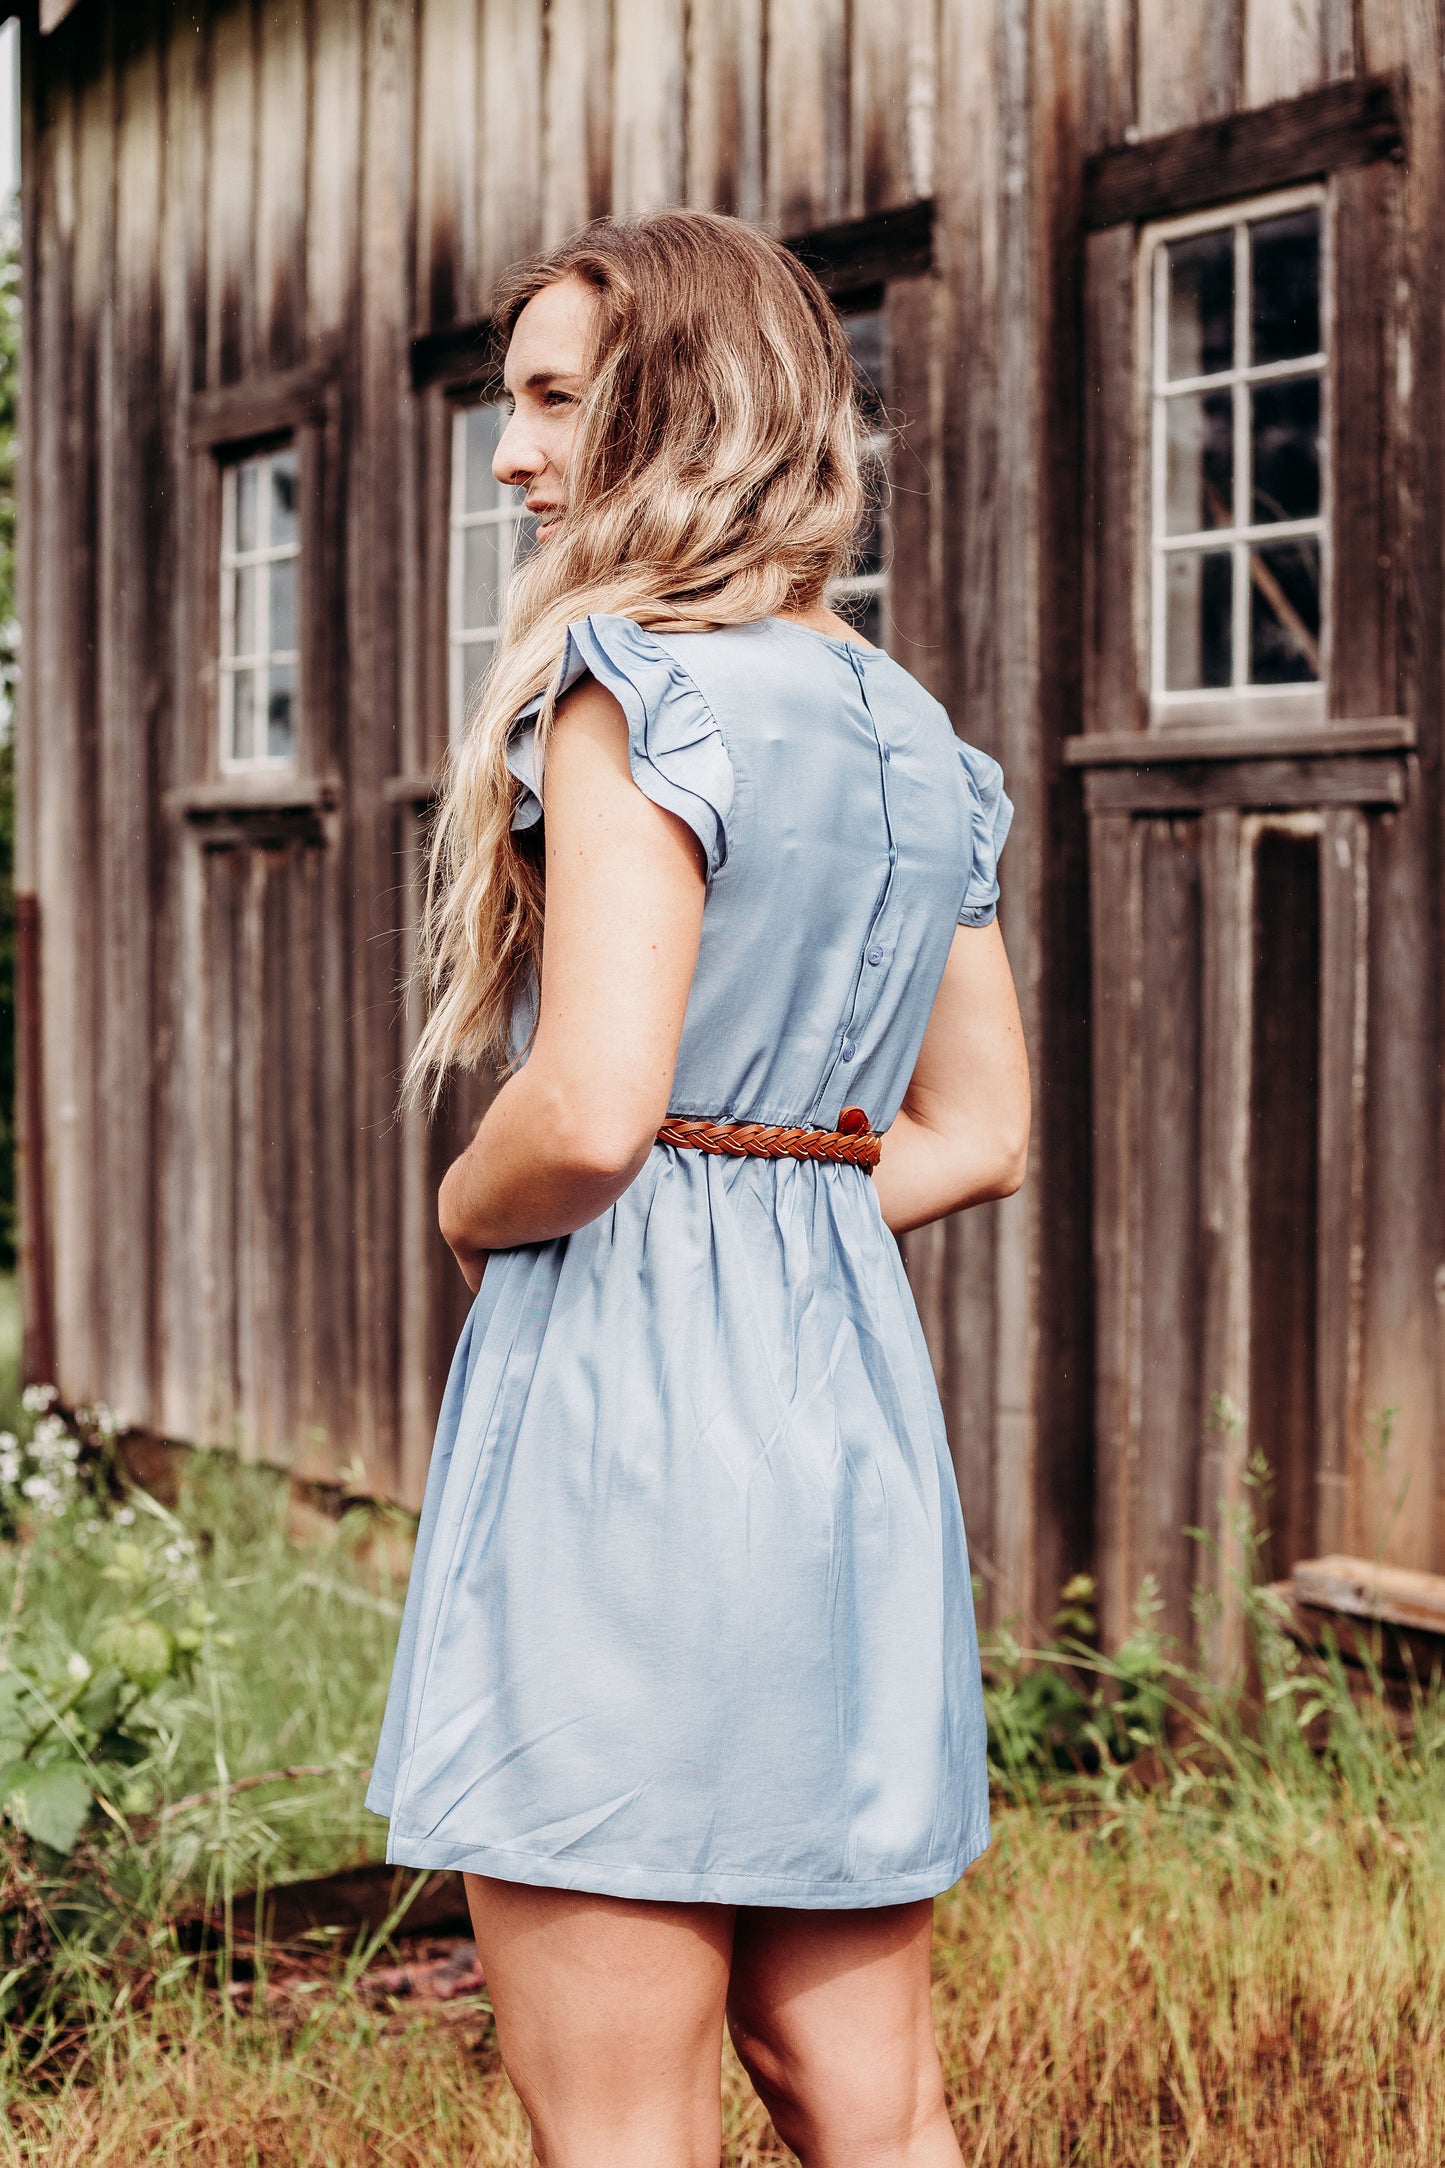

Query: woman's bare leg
[
  {"left": 726, "top": 1899, "right": 962, "bottom": 2168},
  {"left": 464, "top": 1874, "right": 735, "bottom": 2168}
]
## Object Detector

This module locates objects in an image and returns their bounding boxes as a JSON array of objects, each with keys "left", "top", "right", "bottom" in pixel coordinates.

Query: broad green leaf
[
  {"left": 92, "top": 1616, "right": 174, "bottom": 1692},
  {"left": 0, "top": 1755, "right": 93, "bottom": 1854},
  {"left": 75, "top": 1668, "right": 125, "bottom": 1738},
  {"left": 0, "top": 1670, "right": 32, "bottom": 1746}
]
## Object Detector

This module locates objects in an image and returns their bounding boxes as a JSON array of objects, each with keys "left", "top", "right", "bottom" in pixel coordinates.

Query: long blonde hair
[{"left": 407, "top": 210, "right": 869, "bottom": 1107}]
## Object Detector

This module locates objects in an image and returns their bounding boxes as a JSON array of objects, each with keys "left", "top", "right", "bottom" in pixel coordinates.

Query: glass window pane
[
  {"left": 463, "top": 404, "right": 506, "bottom": 514},
  {"left": 1164, "top": 389, "right": 1234, "bottom": 535},
  {"left": 269, "top": 447, "right": 299, "bottom": 546},
  {"left": 459, "top": 635, "right": 492, "bottom": 723},
  {"left": 1250, "top": 210, "right": 1321, "bottom": 367},
  {"left": 269, "top": 556, "right": 298, "bottom": 655},
  {"left": 845, "top": 310, "right": 887, "bottom": 423},
  {"left": 853, "top": 466, "right": 888, "bottom": 579},
  {"left": 461, "top": 522, "right": 505, "bottom": 632},
  {"left": 1165, "top": 549, "right": 1233, "bottom": 690},
  {"left": 1250, "top": 376, "right": 1321, "bottom": 525},
  {"left": 1166, "top": 229, "right": 1234, "bottom": 380},
  {"left": 230, "top": 564, "right": 259, "bottom": 659},
  {"left": 234, "top": 459, "right": 259, "bottom": 553},
  {"left": 829, "top": 585, "right": 882, "bottom": 647},
  {"left": 511, "top": 509, "right": 539, "bottom": 572},
  {"left": 267, "top": 661, "right": 298, "bottom": 759},
  {"left": 1249, "top": 538, "right": 1321, "bottom": 683},
  {"left": 230, "top": 668, "right": 258, "bottom": 763}
]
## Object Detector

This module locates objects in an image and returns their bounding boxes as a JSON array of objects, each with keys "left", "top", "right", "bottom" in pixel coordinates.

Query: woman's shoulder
[{"left": 510, "top": 613, "right": 736, "bottom": 876}]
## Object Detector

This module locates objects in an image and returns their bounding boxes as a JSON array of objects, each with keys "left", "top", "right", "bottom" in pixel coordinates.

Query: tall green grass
[
  {"left": 4, "top": 1456, "right": 401, "bottom": 1861},
  {"left": 0, "top": 1408, "right": 1441, "bottom": 2162}
]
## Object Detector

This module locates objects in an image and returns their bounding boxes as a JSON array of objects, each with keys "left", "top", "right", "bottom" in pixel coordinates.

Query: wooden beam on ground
[{"left": 1292, "top": 1553, "right": 1445, "bottom": 1635}]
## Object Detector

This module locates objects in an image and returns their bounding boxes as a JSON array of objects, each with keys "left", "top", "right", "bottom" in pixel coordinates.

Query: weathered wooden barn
[{"left": 9, "top": 0, "right": 1443, "bottom": 1658}]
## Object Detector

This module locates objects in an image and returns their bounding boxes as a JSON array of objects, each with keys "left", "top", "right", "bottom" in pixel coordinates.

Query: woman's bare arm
[
  {"left": 872, "top": 920, "right": 1030, "bottom": 1237},
  {"left": 437, "top": 678, "right": 705, "bottom": 1288}
]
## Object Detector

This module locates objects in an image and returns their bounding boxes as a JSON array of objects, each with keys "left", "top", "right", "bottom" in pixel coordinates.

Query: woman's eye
[{"left": 544, "top": 390, "right": 574, "bottom": 408}]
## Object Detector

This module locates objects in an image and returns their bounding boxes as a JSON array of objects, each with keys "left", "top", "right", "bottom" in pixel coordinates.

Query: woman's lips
[{"left": 529, "top": 508, "right": 559, "bottom": 542}]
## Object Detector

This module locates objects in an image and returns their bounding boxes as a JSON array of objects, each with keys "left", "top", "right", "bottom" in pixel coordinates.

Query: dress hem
[{"left": 370, "top": 1816, "right": 992, "bottom": 1910}]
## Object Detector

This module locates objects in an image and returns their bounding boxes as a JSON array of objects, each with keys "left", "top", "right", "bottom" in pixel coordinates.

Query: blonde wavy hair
[{"left": 406, "top": 209, "right": 870, "bottom": 1108}]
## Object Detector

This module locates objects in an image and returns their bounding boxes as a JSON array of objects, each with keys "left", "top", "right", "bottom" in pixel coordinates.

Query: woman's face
[{"left": 493, "top": 275, "right": 598, "bottom": 543}]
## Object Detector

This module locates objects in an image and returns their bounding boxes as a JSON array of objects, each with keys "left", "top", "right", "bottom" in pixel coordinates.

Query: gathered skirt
[{"left": 366, "top": 1146, "right": 990, "bottom": 1907}]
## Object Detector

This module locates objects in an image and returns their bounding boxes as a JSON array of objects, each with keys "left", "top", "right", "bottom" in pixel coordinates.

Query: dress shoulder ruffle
[
  {"left": 954, "top": 737, "right": 1013, "bottom": 927},
  {"left": 506, "top": 615, "right": 735, "bottom": 878}
]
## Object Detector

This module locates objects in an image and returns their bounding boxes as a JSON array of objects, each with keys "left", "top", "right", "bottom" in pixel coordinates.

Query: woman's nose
[{"left": 492, "top": 411, "right": 539, "bottom": 490}]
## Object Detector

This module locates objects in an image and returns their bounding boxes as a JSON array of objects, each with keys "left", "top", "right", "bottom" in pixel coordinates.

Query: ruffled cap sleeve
[
  {"left": 505, "top": 615, "right": 734, "bottom": 878},
  {"left": 956, "top": 738, "right": 1014, "bottom": 927}
]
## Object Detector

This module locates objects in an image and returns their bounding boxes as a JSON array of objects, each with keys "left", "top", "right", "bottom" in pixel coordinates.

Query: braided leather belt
[{"left": 655, "top": 1105, "right": 882, "bottom": 1171}]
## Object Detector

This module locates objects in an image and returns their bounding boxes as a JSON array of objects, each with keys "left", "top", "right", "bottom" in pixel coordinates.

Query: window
[
  {"left": 219, "top": 445, "right": 301, "bottom": 769},
  {"left": 828, "top": 309, "right": 890, "bottom": 647},
  {"left": 1147, "top": 187, "right": 1327, "bottom": 725},
  {"left": 448, "top": 401, "right": 534, "bottom": 743}
]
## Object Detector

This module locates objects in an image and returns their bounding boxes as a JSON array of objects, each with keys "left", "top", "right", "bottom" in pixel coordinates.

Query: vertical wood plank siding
[
  {"left": 1136, "top": 0, "right": 1241, "bottom": 134},
  {"left": 1244, "top": 0, "right": 1334, "bottom": 107},
  {"left": 764, "top": 0, "right": 849, "bottom": 233},
  {"left": 540, "top": 0, "right": 613, "bottom": 244},
  {"left": 612, "top": 0, "right": 685, "bottom": 216},
  {"left": 1355, "top": 2, "right": 1445, "bottom": 1568},
  {"left": 933, "top": 0, "right": 1002, "bottom": 1608},
  {"left": 206, "top": 2, "right": 257, "bottom": 385},
  {"left": 109, "top": 3, "right": 164, "bottom": 1426},
  {"left": 1136, "top": 822, "right": 1203, "bottom": 1651},
  {"left": 17, "top": 0, "right": 1444, "bottom": 1645},
  {"left": 478, "top": 0, "right": 544, "bottom": 294},
  {"left": 255, "top": 1, "right": 307, "bottom": 374},
  {"left": 154, "top": 3, "right": 208, "bottom": 1442},
  {"left": 1081, "top": 0, "right": 1444, "bottom": 1645},
  {"left": 684, "top": 0, "right": 764, "bottom": 224}
]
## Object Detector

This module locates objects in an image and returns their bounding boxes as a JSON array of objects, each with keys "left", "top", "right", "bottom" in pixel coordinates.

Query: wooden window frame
[
  {"left": 825, "top": 296, "right": 892, "bottom": 644},
  {"left": 447, "top": 398, "right": 535, "bottom": 747},
  {"left": 388, "top": 327, "right": 504, "bottom": 801},
  {"left": 218, "top": 444, "right": 304, "bottom": 773},
  {"left": 1144, "top": 184, "right": 1330, "bottom": 733},
  {"left": 170, "top": 358, "right": 343, "bottom": 820},
  {"left": 1072, "top": 77, "right": 1410, "bottom": 797}
]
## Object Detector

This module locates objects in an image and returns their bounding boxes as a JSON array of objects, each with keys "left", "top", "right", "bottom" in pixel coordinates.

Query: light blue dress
[{"left": 367, "top": 615, "right": 1013, "bottom": 1907}]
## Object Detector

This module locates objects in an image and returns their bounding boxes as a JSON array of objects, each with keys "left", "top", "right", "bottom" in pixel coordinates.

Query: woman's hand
[
  {"left": 438, "top": 678, "right": 705, "bottom": 1278},
  {"left": 872, "top": 919, "right": 1030, "bottom": 1236}
]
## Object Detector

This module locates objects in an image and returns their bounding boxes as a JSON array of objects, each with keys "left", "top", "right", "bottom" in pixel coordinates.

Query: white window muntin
[
  {"left": 827, "top": 421, "right": 890, "bottom": 633},
  {"left": 219, "top": 445, "right": 301, "bottom": 770},
  {"left": 448, "top": 401, "right": 534, "bottom": 745},
  {"left": 1144, "top": 183, "right": 1329, "bottom": 724}
]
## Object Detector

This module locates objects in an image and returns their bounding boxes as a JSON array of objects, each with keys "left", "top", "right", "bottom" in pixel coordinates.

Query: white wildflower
[
  {"left": 21, "top": 1384, "right": 58, "bottom": 1415},
  {"left": 66, "top": 1651, "right": 91, "bottom": 1683},
  {"left": 113, "top": 1505, "right": 136, "bottom": 1528},
  {"left": 20, "top": 1474, "right": 61, "bottom": 1514}
]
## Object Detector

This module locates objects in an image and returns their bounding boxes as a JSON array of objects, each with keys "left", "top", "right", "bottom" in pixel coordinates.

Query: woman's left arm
[
  {"left": 437, "top": 678, "right": 706, "bottom": 1289},
  {"left": 872, "top": 919, "right": 1031, "bottom": 1237}
]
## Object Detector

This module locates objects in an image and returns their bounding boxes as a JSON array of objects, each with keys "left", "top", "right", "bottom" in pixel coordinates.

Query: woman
[{"left": 369, "top": 211, "right": 1029, "bottom": 2168}]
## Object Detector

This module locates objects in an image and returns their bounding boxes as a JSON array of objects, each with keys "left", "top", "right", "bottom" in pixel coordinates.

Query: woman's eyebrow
[{"left": 519, "top": 368, "right": 580, "bottom": 392}]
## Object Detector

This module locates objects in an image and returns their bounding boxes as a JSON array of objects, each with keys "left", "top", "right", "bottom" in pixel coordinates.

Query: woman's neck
[{"left": 774, "top": 603, "right": 875, "bottom": 649}]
